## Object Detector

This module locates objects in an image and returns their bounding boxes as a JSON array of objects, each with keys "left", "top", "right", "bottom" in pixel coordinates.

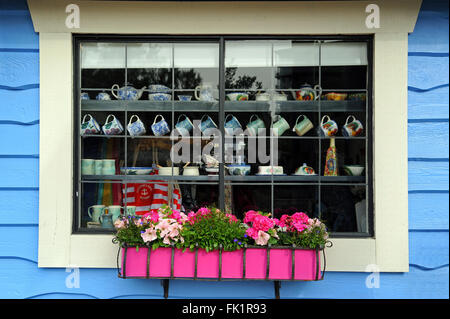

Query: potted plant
[{"left": 113, "top": 205, "right": 330, "bottom": 281}]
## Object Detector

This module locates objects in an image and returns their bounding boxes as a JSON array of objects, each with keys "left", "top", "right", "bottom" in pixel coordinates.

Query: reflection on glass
[
  {"left": 180, "top": 184, "right": 219, "bottom": 212},
  {"left": 273, "top": 41, "right": 319, "bottom": 67},
  {"left": 81, "top": 43, "right": 126, "bottom": 69},
  {"left": 321, "top": 42, "right": 368, "bottom": 66},
  {"left": 127, "top": 43, "right": 172, "bottom": 68},
  {"left": 174, "top": 43, "right": 219, "bottom": 68},
  {"left": 273, "top": 186, "right": 318, "bottom": 219},
  {"left": 229, "top": 185, "right": 271, "bottom": 220},
  {"left": 320, "top": 186, "right": 366, "bottom": 232}
]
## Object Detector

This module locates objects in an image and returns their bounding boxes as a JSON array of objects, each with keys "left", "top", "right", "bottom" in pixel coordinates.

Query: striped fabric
[{"left": 122, "top": 180, "right": 182, "bottom": 215}]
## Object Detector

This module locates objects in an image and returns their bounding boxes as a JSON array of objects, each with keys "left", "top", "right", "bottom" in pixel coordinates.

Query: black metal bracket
[
  {"left": 161, "top": 279, "right": 170, "bottom": 299},
  {"left": 274, "top": 281, "right": 281, "bottom": 299}
]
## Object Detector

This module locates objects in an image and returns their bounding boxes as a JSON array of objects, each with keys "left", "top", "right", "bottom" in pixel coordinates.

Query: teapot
[
  {"left": 293, "top": 83, "right": 322, "bottom": 101},
  {"left": 111, "top": 83, "right": 146, "bottom": 101}
]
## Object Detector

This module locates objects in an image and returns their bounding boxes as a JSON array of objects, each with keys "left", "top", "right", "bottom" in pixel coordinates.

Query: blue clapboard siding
[{"left": 0, "top": 0, "right": 448, "bottom": 299}]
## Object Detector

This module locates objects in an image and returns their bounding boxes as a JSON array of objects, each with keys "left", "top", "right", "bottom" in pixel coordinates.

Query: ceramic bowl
[
  {"left": 148, "top": 84, "right": 171, "bottom": 93},
  {"left": 183, "top": 166, "right": 200, "bottom": 176},
  {"left": 227, "top": 164, "right": 251, "bottom": 176},
  {"left": 178, "top": 95, "right": 192, "bottom": 101},
  {"left": 120, "top": 167, "right": 153, "bottom": 175},
  {"left": 343, "top": 165, "right": 365, "bottom": 176},
  {"left": 158, "top": 167, "right": 180, "bottom": 176},
  {"left": 322, "top": 92, "right": 348, "bottom": 101},
  {"left": 148, "top": 93, "right": 171, "bottom": 101},
  {"left": 226, "top": 92, "right": 249, "bottom": 101}
]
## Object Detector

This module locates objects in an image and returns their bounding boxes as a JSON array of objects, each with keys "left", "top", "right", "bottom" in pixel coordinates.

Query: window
[{"left": 74, "top": 36, "right": 373, "bottom": 237}]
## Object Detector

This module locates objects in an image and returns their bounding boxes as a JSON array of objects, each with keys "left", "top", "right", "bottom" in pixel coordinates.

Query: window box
[{"left": 119, "top": 245, "right": 324, "bottom": 281}]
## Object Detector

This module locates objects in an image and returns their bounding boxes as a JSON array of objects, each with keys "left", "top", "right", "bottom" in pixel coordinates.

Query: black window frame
[{"left": 72, "top": 34, "right": 374, "bottom": 238}]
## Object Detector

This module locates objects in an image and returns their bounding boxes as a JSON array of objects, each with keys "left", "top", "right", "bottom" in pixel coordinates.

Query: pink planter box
[{"left": 120, "top": 246, "right": 322, "bottom": 281}]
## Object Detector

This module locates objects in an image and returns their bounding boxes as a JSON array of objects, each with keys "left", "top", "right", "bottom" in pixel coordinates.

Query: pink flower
[
  {"left": 252, "top": 214, "right": 274, "bottom": 232},
  {"left": 246, "top": 227, "right": 259, "bottom": 240},
  {"left": 114, "top": 219, "right": 126, "bottom": 229},
  {"left": 197, "top": 207, "right": 210, "bottom": 216},
  {"left": 255, "top": 230, "right": 270, "bottom": 245},
  {"left": 141, "top": 228, "right": 157, "bottom": 243},
  {"left": 243, "top": 210, "right": 258, "bottom": 223},
  {"left": 226, "top": 213, "right": 238, "bottom": 223}
]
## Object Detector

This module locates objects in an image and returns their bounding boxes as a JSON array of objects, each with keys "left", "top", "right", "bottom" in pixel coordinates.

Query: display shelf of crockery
[
  {"left": 81, "top": 100, "right": 219, "bottom": 112},
  {"left": 116, "top": 242, "right": 332, "bottom": 299},
  {"left": 223, "top": 100, "right": 365, "bottom": 113}
]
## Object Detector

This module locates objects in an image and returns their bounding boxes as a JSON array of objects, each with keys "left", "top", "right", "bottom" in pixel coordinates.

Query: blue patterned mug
[
  {"left": 96, "top": 92, "right": 111, "bottom": 101},
  {"left": 127, "top": 115, "right": 146, "bottom": 137},
  {"left": 151, "top": 114, "right": 170, "bottom": 136},
  {"left": 175, "top": 114, "right": 194, "bottom": 136},
  {"left": 80, "top": 92, "right": 90, "bottom": 100},
  {"left": 224, "top": 114, "right": 242, "bottom": 135},
  {"left": 81, "top": 114, "right": 101, "bottom": 135},
  {"left": 199, "top": 114, "right": 218, "bottom": 133},
  {"left": 102, "top": 115, "right": 124, "bottom": 135}
]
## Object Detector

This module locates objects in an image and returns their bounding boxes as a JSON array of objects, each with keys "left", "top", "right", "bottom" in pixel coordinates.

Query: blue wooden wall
[{"left": 0, "top": 0, "right": 448, "bottom": 299}]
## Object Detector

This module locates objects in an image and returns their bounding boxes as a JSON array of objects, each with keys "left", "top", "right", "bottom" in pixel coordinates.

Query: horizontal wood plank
[
  {"left": 408, "top": 160, "right": 449, "bottom": 191},
  {"left": 409, "top": 231, "right": 449, "bottom": 269},
  {"left": 0, "top": 158, "right": 38, "bottom": 188},
  {"left": 0, "top": 51, "right": 39, "bottom": 87},
  {"left": 0, "top": 10, "right": 38, "bottom": 50},
  {"left": 408, "top": 56, "right": 449, "bottom": 89},
  {"left": 409, "top": 192, "right": 449, "bottom": 230},
  {"left": 0, "top": 88, "right": 39, "bottom": 122},
  {"left": 408, "top": 84, "right": 449, "bottom": 106},
  {"left": 408, "top": 121, "right": 449, "bottom": 158},
  {"left": 408, "top": 103, "right": 449, "bottom": 120},
  {"left": 408, "top": 5, "right": 449, "bottom": 53},
  {"left": 0, "top": 189, "right": 38, "bottom": 224},
  {"left": 0, "top": 124, "right": 39, "bottom": 155}
]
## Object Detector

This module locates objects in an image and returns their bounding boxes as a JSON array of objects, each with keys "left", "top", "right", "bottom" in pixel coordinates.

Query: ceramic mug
[
  {"left": 246, "top": 114, "right": 266, "bottom": 136},
  {"left": 102, "top": 159, "right": 116, "bottom": 175},
  {"left": 127, "top": 115, "right": 146, "bottom": 137},
  {"left": 88, "top": 205, "right": 105, "bottom": 223},
  {"left": 80, "top": 92, "right": 90, "bottom": 100},
  {"left": 125, "top": 206, "right": 137, "bottom": 216},
  {"left": 194, "top": 84, "right": 216, "bottom": 102},
  {"left": 293, "top": 115, "right": 314, "bottom": 136},
  {"left": 102, "top": 205, "right": 123, "bottom": 222},
  {"left": 319, "top": 115, "right": 338, "bottom": 137},
  {"left": 272, "top": 116, "right": 290, "bottom": 136},
  {"left": 199, "top": 114, "right": 218, "bottom": 133},
  {"left": 96, "top": 92, "right": 111, "bottom": 101},
  {"left": 343, "top": 115, "right": 364, "bottom": 137},
  {"left": 224, "top": 114, "right": 242, "bottom": 135},
  {"left": 102, "top": 114, "right": 124, "bottom": 135},
  {"left": 81, "top": 114, "right": 101, "bottom": 135},
  {"left": 81, "top": 159, "right": 95, "bottom": 175},
  {"left": 175, "top": 114, "right": 194, "bottom": 136},
  {"left": 151, "top": 114, "right": 170, "bottom": 136},
  {"left": 94, "top": 160, "right": 103, "bottom": 175}
]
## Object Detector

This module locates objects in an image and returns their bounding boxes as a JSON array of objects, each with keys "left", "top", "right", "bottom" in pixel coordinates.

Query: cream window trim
[{"left": 32, "top": 0, "right": 421, "bottom": 272}]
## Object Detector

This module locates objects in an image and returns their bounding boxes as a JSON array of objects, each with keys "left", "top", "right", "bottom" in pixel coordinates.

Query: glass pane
[
  {"left": 273, "top": 185, "right": 319, "bottom": 219},
  {"left": 320, "top": 185, "right": 367, "bottom": 232},
  {"left": 274, "top": 41, "right": 319, "bottom": 67},
  {"left": 321, "top": 42, "right": 368, "bottom": 66},
  {"left": 174, "top": 43, "right": 219, "bottom": 68},
  {"left": 81, "top": 43, "right": 125, "bottom": 69},
  {"left": 228, "top": 184, "right": 271, "bottom": 220},
  {"left": 180, "top": 184, "right": 219, "bottom": 212},
  {"left": 225, "top": 41, "right": 272, "bottom": 67},
  {"left": 127, "top": 43, "right": 172, "bottom": 68}
]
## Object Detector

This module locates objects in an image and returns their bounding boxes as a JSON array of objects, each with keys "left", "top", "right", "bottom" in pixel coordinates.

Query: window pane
[
  {"left": 174, "top": 43, "right": 219, "bottom": 68},
  {"left": 321, "top": 42, "right": 368, "bottom": 66},
  {"left": 127, "top": 43, "right": 172, "bottom": 68},
  {"left": 81, "top": 43, "right": 126, "bottom": 69},
  {"left": 274, "top": 41, "right": 319, "bottom": 67}
]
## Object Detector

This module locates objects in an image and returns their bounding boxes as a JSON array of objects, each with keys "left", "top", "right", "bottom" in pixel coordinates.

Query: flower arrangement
[
  {"left": 243, "top": 210, "right": 329, "bottom": 249},
  {"left": 113, "top": 205, "right": 329, "bottom": 251}
]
